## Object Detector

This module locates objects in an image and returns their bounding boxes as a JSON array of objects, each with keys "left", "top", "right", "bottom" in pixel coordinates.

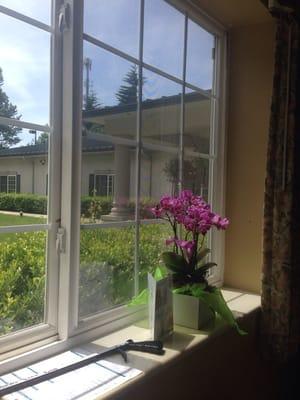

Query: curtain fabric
[{"left": 261, "top": 8, "right": 300, "bottom": 362}]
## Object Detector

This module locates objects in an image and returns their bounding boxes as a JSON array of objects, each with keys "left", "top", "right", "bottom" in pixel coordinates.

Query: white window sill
[
  {"left": 88, "top": 288, "right": 261, "bottom": 399},
  {"left": 0, "top": 289, "right": 261, "bottom": 400}
]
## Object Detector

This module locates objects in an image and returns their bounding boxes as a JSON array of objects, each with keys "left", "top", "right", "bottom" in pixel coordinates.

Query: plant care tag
[{"left": 148, "top": 273, "right": 173, "bottom": 340}]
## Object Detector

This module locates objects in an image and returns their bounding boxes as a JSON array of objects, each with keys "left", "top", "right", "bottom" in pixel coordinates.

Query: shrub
[
  {"left": 0, "top": 224, "right": 171, "bottom": 331},
  {"left": 0, "top": 193, "right": 47, "bottom": 214},
  {"left": 80, "top": 196, "right": 113, "bottom": 219},
  {"left": 0, "top": 232, "right": 46, "bottom": 334}
]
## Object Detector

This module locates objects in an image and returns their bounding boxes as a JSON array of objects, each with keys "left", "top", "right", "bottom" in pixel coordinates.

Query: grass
[{"left": 0, "top": 212, "right": 46, "bottom": 242}]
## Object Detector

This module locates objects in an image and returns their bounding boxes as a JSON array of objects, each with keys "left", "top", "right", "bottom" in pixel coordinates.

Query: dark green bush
[
  {"left": 0, "top": 194, "right": 156, "bottom": 219},
  {"left": 81, "top": 196, "right": 113, "bottom": 218},
  {"left": 0, "top": 193, "right": 47, "bottom": 214}
]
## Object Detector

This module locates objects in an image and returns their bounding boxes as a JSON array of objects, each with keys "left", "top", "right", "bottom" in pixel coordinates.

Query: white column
[{"left": 102, "top": 145, "right": 132, "bottom": 221}]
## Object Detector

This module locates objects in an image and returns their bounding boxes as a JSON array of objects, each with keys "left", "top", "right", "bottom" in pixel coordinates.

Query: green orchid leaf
[
  {"left": 128, "top": 288, "right": 148, "bottom": 306},
  {"left": 200, "top": 288, "right": 247, "bottom": 335},
  {"left": 162, "top": 251, "right": 188, "bottom": 273},
  {"left": 128, "top": 266, "right": 168, "bottom": 307},
  {"left": 154, "top": 265, "right": 167, "bottom": 280},
  {"left": 197, "top": 262, "right": 217, "bottom": 271},
  {"left": 197, "top": 247, "right": 210, "bottom": 262},
  {"left": 173, "top": 283, "right": 206, "bottom": 297}
]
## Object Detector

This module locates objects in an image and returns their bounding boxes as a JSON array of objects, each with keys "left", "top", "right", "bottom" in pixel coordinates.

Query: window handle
[{"left": 58, "top": 2, "right": 71, "bottom": 33}]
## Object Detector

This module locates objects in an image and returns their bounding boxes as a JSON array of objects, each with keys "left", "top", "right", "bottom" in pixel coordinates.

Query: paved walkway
[{"left": 0, "top": 210, "right": 46, "bottom": 218}]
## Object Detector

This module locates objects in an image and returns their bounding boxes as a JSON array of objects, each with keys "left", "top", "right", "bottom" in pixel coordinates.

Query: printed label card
[{"left": 148, "top": 273, "right": 173, "bottom": 340}]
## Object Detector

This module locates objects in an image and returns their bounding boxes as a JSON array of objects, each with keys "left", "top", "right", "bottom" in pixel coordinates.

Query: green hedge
[
  {"left": 0, "top": 194, "right": 156, "bottom": 219},
  {"left": 0, "top": 193, "right": 47, "bottom": 214},
  {"left": 80, "top": 196, "right": 113, "bottom": 219}
]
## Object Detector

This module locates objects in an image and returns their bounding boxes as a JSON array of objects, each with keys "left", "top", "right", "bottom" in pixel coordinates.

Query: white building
[{"left": 0, "top": 92, "right": 210, "bottom": 218}]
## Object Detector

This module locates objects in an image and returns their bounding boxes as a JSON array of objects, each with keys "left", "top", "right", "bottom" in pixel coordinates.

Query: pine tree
[
  {"left": 83, "top": 86, "right": 102, "bottom": 134},
  {"left": 0, "top": 67, "right": 21, "bottom": 149},
  {"left": 84, "top": 87, "right": 101, "bottom": 111},
  {"left": 116, "top": 65, "right": 139, "bottom": 105},
  {"left": 36, "top": 132, "right": 49, "bottom": 145}
]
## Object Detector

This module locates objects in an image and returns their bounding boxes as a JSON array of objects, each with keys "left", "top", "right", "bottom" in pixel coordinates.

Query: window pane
[
  {"left": 139, "top": 222, "right": 171, "bottom": 290},
  {"left": 186, "top": 18, "right": 215, "bottom": 90},
  {"left": 81, "top": 43, "right": 138, "bottom": 222},
  {"left": 0, "top": 14, "right": 50, "bottom": 125},
  {"left": 0, "top": 0, "right": 51, "bottom": 25},
  {"left": 139, "top": 150, "right": 179, "bottom": 221},
  {"left": 184, "top": 89, "right": 212, "bottom": 154},
  {"left": 0, "top": 128, "right": 49, "bottom": 222},
  {"left": 183, "top": 156, "right": 209, "bottom": 201},
  {"left": 79, "top": 226, "right": 135, "bottom": 318},
  {"left": 0, "top": 231, "right": 46, "bottom": 336},
  {"left": 143, "top": 0, "right": 184, "bottom": 78},
  {"left": 142, "top": 69, "right": 182, "bottom": 148},
  {"left": 84, "top": 0, "right": 140, "bottom": 57}
]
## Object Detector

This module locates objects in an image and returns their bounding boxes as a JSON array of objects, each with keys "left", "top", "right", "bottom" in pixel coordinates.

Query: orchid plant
[
  {"left": 151, "top": 190, "right": 246, "bottom": 334},
  {"left": 151, "top": 190, "right": 229, "bottom": 289}
]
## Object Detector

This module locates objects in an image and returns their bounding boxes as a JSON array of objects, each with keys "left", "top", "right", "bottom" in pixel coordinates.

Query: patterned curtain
[{"left": 261, "top": 3, "right": 300, "bottom": 362}]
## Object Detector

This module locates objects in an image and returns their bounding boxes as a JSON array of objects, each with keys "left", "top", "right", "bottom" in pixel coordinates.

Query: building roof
[
  {"left": 0, "top": 137, "right": 114, "bottom": 158},
  {"left": 83, "top": 90, "right": 209, "bottom": 119},
  {"left": 0, "top": 91, "right": 209, "bottom": 158}
]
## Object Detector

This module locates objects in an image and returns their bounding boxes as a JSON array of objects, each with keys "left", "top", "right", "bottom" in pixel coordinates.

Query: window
[
  {"left": 89, "top": 173, "right": 115, "bottom": 197},
  {"left": 0, "top": 0, "right": 226, "bottom": 371},
  {"left": 0, "top": 174, "right": 19, "bottom": 193}
]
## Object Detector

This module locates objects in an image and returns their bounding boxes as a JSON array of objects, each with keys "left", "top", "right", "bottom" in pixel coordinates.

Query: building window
[
  {"left": 89, "top": 173, "right": 115, "bottom": 197},
  {"left": 0, "top": 0, "right": 226, "bottom": 369},
  {"left": 0, "top": 174, "right": 20, "bottom": 193}
]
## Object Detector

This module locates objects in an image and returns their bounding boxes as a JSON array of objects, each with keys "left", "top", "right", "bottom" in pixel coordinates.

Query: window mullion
[
  {"left": 58, "top": 0, "right": 83, "bottom": 339},
  {"left": 179, "top": 13, "right": 188, "bottom": 192}
]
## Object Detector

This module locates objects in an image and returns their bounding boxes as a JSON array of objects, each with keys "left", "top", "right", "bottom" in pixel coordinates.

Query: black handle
[{"left": 124, "top": 340, "right": 165, "bottom": 355}]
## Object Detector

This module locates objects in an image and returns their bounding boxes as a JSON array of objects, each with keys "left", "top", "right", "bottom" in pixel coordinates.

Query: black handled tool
[{"left": 0, "top": 340, "right": 165, "bottom": 397}]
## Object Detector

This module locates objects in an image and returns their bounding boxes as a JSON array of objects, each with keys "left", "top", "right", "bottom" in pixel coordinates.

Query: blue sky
[{"left": 0, "top": 0, "right": 213, "bottom": 146}]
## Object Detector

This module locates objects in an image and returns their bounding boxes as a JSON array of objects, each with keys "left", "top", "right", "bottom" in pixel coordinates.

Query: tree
[
  {"left": 84, "top": 87, "right": 101, "bottom": 112},
  {"left": 36, "top": 132, "right": 49, "bottom": 145},
  {"left": 83, "top": 87, "right": 102, "bottom": 134},
  {"left": 0, "top": 67, "right": 21, "bottom": 149},
  {"left": 115, "top": 65, "right": 139, "bottom": 105},
  {"left": 163, "top": 158, "right": 209, "bottom": 196}
]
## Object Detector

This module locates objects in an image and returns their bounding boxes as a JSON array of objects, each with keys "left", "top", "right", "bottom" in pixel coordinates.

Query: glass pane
[
  {"left": 142, "top": 69, "right": 182, "bottom": 148},
  {"left": 79, "top": 226, "right": 135, "bottom": 318},
  {"left": 184, "top": 89, "right": 211, "bottom": 154},
  {"left": 84, "top": 0, "right": 140, "bottom": 57},
  {"left": 143, "top": 0, "right": 184, "bottom": 78},
  {"left": 0, "top": 0, "right": 51, "bottom": 24},
  {"left": 81, "top": 43, "right": 137, "bottom": 222},
  {"left": 0, "top": 13, "right": 50, "bottom": 125},
  {"left": 139, "top": 222, "right": 172, "bottom": 290},
  {"left": 186, "top": 18, "right": 215, "bottom": 90},
  {"left": 82, "top": 41, "right": 138, "bottom": 140},
  {"left": 0, "top": 231, "right": 46, "bottom": 335},
  {"left": 0, "top": 128, "right": 49, "bottom": 222},
  {"left": 139, "top": 150, "right": 179, "bottom": 221},
  {"left": 183, "top": 156, "right": 209, "bottom": 201}
]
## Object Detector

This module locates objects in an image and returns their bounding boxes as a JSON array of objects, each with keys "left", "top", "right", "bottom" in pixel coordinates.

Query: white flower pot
[{"left": 173, "top": 293, "right": 215, "bottom": 330}]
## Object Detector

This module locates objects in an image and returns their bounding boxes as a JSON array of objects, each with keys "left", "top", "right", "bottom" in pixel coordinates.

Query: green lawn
[{"left": 0, "top": 212, "right": 46, "bottom": 242}]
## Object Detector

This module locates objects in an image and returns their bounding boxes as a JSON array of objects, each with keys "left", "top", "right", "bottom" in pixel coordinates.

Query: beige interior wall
[{"left": 224, "top": 22, "right": 275, "bottom": 293}]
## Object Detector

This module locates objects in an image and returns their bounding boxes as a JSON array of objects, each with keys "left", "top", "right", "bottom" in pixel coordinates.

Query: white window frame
[
  {"left": 0, "top": 0, "right": 227, "bottom": 373},
  {"left": 7, "top": 175, "right": 16, "bottom": 193}
]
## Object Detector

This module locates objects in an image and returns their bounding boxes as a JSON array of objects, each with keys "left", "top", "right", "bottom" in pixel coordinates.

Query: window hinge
[
  {"left": 56, "top": 227, "right": 66, "bottom": 253},
  {"left": 58, "top": 2, "right": 71, "bottom": 33}
]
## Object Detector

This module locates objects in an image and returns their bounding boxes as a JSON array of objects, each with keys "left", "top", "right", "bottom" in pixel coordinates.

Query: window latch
[
  {"left": 58, "top": 3, "right": 71, "bottom": 33},
  {"left": 56, "top": 227, "right": 66, "bottom": 253}
]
